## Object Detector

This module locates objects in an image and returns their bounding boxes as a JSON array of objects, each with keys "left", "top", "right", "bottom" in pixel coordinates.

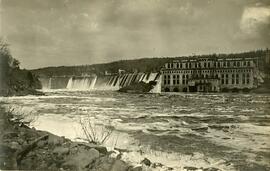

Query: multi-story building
[{"left": 161, "top": 56, "right": 260, "bottom": 92}]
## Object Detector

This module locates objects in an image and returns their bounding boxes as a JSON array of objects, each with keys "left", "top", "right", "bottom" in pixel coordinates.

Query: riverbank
[
  {"left": 1, "top": 106, "right": 185, "bottom": 171},
  {"left": 0, "top": 107, "right": 141, "bottom": 170}
]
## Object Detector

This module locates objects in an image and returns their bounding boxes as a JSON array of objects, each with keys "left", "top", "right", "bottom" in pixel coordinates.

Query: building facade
[{"left": 161, "top": 56, "right": 260, "bottom": 92}]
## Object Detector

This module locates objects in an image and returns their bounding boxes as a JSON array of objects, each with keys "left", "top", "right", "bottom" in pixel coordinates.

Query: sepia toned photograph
[{"left": 0, "top": 0, "right": 270, "bottom": 170}]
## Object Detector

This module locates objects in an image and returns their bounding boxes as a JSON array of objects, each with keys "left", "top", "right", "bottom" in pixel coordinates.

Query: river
[{"left": 1, "top": 90, "right": 270, "bottom": 171}]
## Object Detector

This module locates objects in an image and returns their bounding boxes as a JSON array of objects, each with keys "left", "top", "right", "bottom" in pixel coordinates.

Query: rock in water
[
  {"left": 119, "top": 81, "right": 157, "bottom": 93},
  {"left": 129, "top": 166, "right": 143, "bottom": 171},
  {"left": 140, "top": 158, "right": 151, "bottom": 166}
]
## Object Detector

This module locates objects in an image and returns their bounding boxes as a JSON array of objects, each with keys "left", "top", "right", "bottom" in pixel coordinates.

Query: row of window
[
  {"left": 163, "top": 69, "right": 252, "bottom": 74},
  {"left": 166, "top": 60, "right": 254, "bottom": 69},
  {"left": 221, "top": 73, "right": 250, "bottom": 85},
  {"left": 164, "top": 75, "right": 189, "bottom": 85},
  {"left": 163, "top": 73, "right": 251, "bottom": 85}
]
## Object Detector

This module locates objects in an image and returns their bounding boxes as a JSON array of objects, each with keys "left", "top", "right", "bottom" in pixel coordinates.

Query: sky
[{"left": 1, "top": 0, "right": 270, "bottom": 69}]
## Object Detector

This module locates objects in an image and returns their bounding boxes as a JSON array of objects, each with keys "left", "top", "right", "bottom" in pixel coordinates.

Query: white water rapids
[{"left": 1, "top": 91, "right": 270, "bottom": 171}]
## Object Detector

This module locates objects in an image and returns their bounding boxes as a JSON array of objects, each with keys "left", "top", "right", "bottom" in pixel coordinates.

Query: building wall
[{"left": 161, "top": 57, "right": 257, "bottom": 92}]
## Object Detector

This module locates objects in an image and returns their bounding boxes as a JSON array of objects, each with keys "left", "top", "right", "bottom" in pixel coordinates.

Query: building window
[
  {"left": 208, "top": 62, "right": 210, "bottom": 68},
  {"left": 247, "top": 61, "right": 250, "bottom": 67},
  {"left": 221, "top": 74, "right": 224, "bottom": 84},
  {"left": 226, "top": 74, "right": 229, "bottom": 84},
  {"left": 177, "top": 75, "right": 180, "bottom": 84},
  {"left": 247, "top": 73, "right": 250, "bottom": 84},
  {"left": 243, "top": 61, "right": 246, "bottom": 66},
  {"left": 242, "top": 73, "right": 245, "bottom": 84},
  {"left": 173, "top": 75, "right": 176, "bottom": 85},
  {"left": 232, "top": 74, "right": 235, "bottom": 84},
  {"left": 236, "top": 74, "right": 239, "bottom": 84},
  {"left": 182, "top": 75, "right": 185, "bottom": 84},
  {"left": 227, "top": 61, "right": 230, "bottom": 67},
  {"left": 180, "top": 63, "right": 182, "bottom": 68},
  {"left": 237, "top": 62, "right": 240, "bottom": 67}
]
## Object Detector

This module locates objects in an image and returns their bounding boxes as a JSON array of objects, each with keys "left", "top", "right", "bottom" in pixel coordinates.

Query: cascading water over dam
[
  {"left": 66, "top": 76, "right": 97, "bottom": 90},
  {"left": 39, "top": 72, "right": 161, "bottom": 92}
]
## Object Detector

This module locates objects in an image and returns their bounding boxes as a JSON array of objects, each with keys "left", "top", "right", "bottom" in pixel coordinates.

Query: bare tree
[{"left": 79, "top": 115, "right": 114, "bottom": 145}]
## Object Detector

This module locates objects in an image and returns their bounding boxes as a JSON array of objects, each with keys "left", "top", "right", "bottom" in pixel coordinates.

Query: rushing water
[{"left": 1, "top": 91, "right": 270, "bottom": 171}]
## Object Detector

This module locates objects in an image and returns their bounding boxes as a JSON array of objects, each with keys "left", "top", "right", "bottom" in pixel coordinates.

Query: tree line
[{"left": 32, "top": 49, "right": 269, "bottom": 77}]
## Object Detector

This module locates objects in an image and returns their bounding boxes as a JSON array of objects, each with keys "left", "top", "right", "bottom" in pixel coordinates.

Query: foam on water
[{"left": 2, "top": 91, "right": 270, "bottom": 171}]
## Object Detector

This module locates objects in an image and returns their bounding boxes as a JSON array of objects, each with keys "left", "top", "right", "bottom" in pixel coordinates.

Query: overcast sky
[{"left": 1, "top": 0, "right": 270, "bottom": 69}]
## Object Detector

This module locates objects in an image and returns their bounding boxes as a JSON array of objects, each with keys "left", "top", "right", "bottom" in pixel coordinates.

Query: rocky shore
[
  {"left": 0, "top": 107, "right": 132, "bottom": 170},
  {"left": 0, "top": 107, "right": 179, "bottom": 171}
]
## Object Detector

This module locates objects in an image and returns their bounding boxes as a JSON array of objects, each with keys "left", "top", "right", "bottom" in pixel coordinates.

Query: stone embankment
[
  {"left": 0, "top": 107, "right": 174, "bottom": 171},
  {"left": 0, "top": 107, "right": 130, "bottom": 170},
  {"left": 0, "top": 107, "right": 223, "bottom": 171}
]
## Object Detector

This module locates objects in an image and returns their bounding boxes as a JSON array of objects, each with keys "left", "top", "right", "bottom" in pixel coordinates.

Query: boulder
[
  {"left": 53, "top": 146, "right": 69, "bottom": 155},
  {"left": 63, "top": 148, "right": 100, "bottom": 170},
  {"left": 152, "top": 162, "right": 163, "bottom": 168},
  {"left": 140, "top": 158, "right": 151, "bottom": 166},
  {"left": 203, "top": 167, "right": 221, "bottom": 171},
  {"left": 75, "top": 142, "right": 108, "bottom": 154},
  {"left": 129, "top": 165, "right": 143, "bottom": 171},
  {"left": 2, "top": 132, "right": 18, "bottom": 139},
  {"left": 111, "top": 159, "right": 129, "bottom": 171},
  {"left": 184, "top": 166, "right": 201, "bottom": 171},
  {"left": 47, "top": 134, "right": 65, "bottom": 146},
  {"left": 10, "top": 141, "right": 21, "bottom": 151},
  {"left": 90, "top": 156, "right": 129, "bottom": 171},
  {"left": 36, "top": 140, "right": 47, "bottom": 148},
  {"left": 0, "top": 144, "right": 17, "bottom": 169}
]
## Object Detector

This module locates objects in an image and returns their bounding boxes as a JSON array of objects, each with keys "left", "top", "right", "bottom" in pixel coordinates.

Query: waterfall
[
  {"left": 150, "top": 74, "right": 161, "bottom": 93},
  {"left": 66, "top": 78, "right": 73, "bottom": 89},
  {"left": 48, "top": 78, "right": 52, "bottom": 89},
  {"left": 90, "top": 76, "right": 97, "bottom": 89},
  {"left": 39, "top": 77, "right": 52, "bottom": 90},
  {"left": 66, "top": 77, "right": 94, "bottom": 90},
  {"left": 145, "top": 73, "right": 158, "bottom": 83},
  {"left": 39, "top": 72, "right": 160, "bottom": 91}
]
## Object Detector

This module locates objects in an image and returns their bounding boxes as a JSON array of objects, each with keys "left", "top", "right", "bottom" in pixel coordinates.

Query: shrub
[
  {"left": 79, "top": 116, "right": 114, "bottom": 145},
  {"left": 5, "top": 105, "right": 38, "bottom": 126}
]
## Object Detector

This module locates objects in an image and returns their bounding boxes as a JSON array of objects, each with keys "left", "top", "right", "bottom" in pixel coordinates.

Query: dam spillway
[{"left": 39, "top": 72, "right": 161, "bottom": 92}]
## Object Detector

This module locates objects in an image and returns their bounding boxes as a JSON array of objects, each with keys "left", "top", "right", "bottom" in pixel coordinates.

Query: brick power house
[{"left": 160, "top": 54, "right": 268, "bottom": 92}]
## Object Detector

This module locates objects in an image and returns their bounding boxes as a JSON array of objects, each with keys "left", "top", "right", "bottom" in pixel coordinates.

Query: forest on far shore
[{"left": 32, "top": 49, "right": 269, "bottom": 77}]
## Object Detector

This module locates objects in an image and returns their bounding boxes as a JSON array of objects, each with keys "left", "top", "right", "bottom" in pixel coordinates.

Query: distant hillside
[{"left": 32, "top": 49, "right": 269, "bottom": 77}]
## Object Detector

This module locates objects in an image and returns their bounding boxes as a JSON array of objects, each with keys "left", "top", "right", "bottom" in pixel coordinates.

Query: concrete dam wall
[{"left": 39, "top": 72, "right": 161, "bottom": 92}]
